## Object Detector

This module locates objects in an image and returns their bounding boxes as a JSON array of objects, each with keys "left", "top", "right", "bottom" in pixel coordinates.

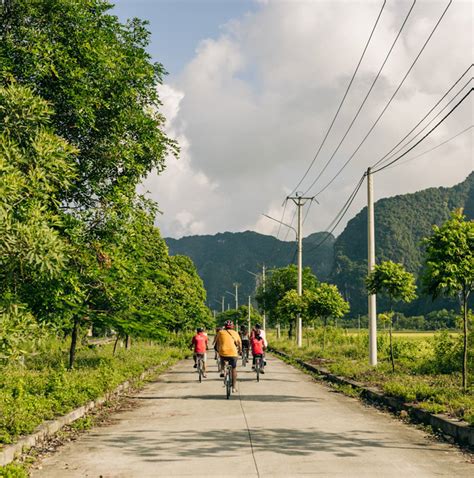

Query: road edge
[
  {"left": 0, "top": 357, "right": 180, "bottom": 467},
  {"left": 271, "top": 349, "right": 474, "bottom": 450}
]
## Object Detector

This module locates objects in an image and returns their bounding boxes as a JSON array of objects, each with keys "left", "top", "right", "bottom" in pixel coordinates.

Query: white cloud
[{"left": 144, "top": 0, "right": 473, "bottom": 239}]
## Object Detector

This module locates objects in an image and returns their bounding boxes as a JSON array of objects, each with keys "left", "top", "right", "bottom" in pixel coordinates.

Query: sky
[{"left": 111, "top": 0, "right": 473, "bottom": 240}]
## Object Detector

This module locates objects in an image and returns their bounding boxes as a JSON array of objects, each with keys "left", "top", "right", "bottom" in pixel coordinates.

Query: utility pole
[
  {"left": 248, "top": 296, "right": 251, "bottom": 332},
  {"left": 221, "top": 296, "right": 225, "bottom": 313},
  {"left": 287, "top": 193, "right": 315, "bottom": 347},
  {"left": 262, "top": 264, "right": 266, "bottom": 330},
  {"left": 367, "top": 168, "right": 377, "bottom": 366},
  {"left": 233, "top": 282, "right": 240, "bottom": 310}
]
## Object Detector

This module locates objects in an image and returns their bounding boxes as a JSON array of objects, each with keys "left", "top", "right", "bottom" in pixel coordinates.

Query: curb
[
  {"left": 0, "top": 360, "right": 174, "bottom": 467},
  {"left": 271, "top": 349, "right": 474, "bottom": 450}
]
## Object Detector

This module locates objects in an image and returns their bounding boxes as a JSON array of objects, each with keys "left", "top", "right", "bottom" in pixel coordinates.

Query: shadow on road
[
  {"left": 129, "top": 394, "right": 320, "bottom": 403},
  {"left": 97, "top": 427, "right": 432, "bottom": 462}
]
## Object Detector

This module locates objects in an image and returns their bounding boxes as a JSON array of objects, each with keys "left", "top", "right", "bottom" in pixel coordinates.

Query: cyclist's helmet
[
  {"left": 196, "top": 327, "right": 203, "bottom": 333},
  {"left": 224, "top": 320, "right": 234, "bottom": 329}
]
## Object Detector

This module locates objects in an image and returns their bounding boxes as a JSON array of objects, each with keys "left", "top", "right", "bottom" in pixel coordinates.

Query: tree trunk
[
  {"left": 389, "top": 315, "right": 395, "bottom": 373},
  {"left": 322, "top": 318, "right": 327, "bottom": 352},
  {"left": 276, "top": 323, "right": 281, "bottom": 339},
  {"left": 125, "top": 334, "right": 131, "bottom": 349},
  {"left": 288, "top": 321, "right": 293, "bottom": 339},
  {"left": 69, "top": 318, "right": 79, "bottom": 370},
  {"left": 113, "top": 335, "right": 120, "bottom": 356},
  {"left": 462, "top": 292, "right": 469, "bottom": 390}
]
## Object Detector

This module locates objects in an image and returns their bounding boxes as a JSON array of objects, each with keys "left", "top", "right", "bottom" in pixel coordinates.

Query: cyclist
[
  {"left": 251, "top": 323, "right": 268, "bottom": 347},
  {"left": 251, "top": 323, "right": 268, "bottom": 369},
  {"left": 212, "top": 325, "right": 223, "bottom": 372},
  {"left": 239, "top": 325, "right": 250, "bottom": 364},
  {"left": 251, "top": 329, "right": 266, "bottom": 373},
  {"left": 215, "top": 320, "right": 242, "bottom": 393},
  {"left": 191, "top": 327, "right": 208, "bottom": 378}
]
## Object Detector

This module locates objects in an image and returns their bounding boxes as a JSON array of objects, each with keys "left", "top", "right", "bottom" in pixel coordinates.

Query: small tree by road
[
  {"left": 305, "top": 283, "right": 349, "bottom": 350},
  {"left": 422, "top": 210, "right": 473, "bottom": 389},
  {"left": 276, "top": 290, "right": 307, "bottom": 339},
  {"left": 366, "top": 261, "right": 417, "bottom": 372}
]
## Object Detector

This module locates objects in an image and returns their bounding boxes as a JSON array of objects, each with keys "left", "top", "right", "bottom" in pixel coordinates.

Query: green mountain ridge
[
  {"left": 166, "top": 172, "right": 473, "bottom": 316},
  {"left": 166, "top": 230, "right": 335, "bottom": 310}
]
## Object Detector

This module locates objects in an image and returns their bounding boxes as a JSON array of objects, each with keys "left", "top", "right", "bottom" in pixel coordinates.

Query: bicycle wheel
[
  {"left": 225, "top": 368, "right": 231, "bottom": 399},
  {"left": 256, "top": 358, "right": 260, "bottom": 382},
  {"left": 198, "top": 359, "right": 202, "bottom": 382},
  {"left": 242, "top": 349, "right": 247, "bottom": 367}
]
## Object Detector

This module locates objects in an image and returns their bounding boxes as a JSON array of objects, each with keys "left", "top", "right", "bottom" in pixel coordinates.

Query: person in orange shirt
[
  {"left": 191, "top": 327, "right": 208, "bottom": 377},
  {"left": 215, "top": 320, "right": 242, "bottom": 393}
]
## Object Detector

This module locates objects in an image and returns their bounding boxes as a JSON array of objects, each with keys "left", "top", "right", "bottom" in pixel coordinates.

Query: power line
[
  {"left": 305, "top": 173, "right": 366, "bottom": 256},
  {"left": 373, "top": 70, "right": 472, "bottom": 169},
  {"left": 372, "top": 87, "right": 473, "bottom": 173},
  {"left": 312, "top": 0, "right": 453, "bottom": 197},
  {"left": 382, "top": 124, "right": 473, "bottom": 171},
  {"left": 289, "top": 0, "right": 387, "bottom": 195},
  {"left": 302, "top": 0, "right": 416, "bottom": 195}
]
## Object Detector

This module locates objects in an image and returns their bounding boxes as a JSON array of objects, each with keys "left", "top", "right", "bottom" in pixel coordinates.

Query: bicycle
[
  {"left": 196, "top": 354, "right": 205, "bottom": 382},
  {"left": 242, "top": 346, "right": 249, "bottom": 367},
  {"left": 254, "top": 354, "right": 264, "bottom": 382},
  {"left": 222, "top": 359, "right": 233, "bottom": 399}
]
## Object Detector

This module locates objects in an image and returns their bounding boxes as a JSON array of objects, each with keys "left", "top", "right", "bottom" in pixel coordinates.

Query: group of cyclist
[{"left": 190, "top": 320, "right": 267, "bottom": 392}]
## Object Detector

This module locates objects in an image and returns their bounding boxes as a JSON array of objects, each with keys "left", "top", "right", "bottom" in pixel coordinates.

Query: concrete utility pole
[
  {"left": 233, "top": 282, "right": 240, "bottom": 310},
  {"left": 262, "top": 264, "right": 266, "bottom": 330},
  {"left": 367, "top": 168, "right": 377, "bottom": 366},
  {"left": 248, "top": 296, "right": 251, "bottom": 332},
  {"left": 287, "top": 193, "right": 315, "bottom": 347},
  {"left": 221, "top": 296, "right": 225, "bottom": 313}
]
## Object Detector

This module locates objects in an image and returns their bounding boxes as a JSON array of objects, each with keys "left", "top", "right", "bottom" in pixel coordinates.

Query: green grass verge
[
  {"left": 270, "top": 328, "right": 473, "bottom": 426},
  {"left": 0, "top": 341, "right": 185, "bottom": 447}
]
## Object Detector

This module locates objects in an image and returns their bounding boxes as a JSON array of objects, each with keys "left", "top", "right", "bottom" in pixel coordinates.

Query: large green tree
[
  {"left": 0, "top": 0, "right": 177, "bottom": 206},
  {"left": 422, "top": 210, "right": 473, "bottom": 389}
]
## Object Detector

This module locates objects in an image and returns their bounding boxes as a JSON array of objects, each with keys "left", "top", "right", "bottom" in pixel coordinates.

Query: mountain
[
  {"left": 332, "top": 172, "right": 474, "bottom": 315},
  {"left": 166, "top": 172, "right": 473, "bottom": 317},
  {"left": 166, "top": 231, "right": 334, "bottom": 309}
]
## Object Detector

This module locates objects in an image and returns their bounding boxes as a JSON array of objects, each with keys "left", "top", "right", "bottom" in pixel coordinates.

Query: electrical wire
[
  {"left": 381, "top": 124, "right": 473, "bottom": 171},
  {"left": 374, "top": 71, "right": 472, "bottom": 169},
  {"left": 305, "top": 174, "right": 366, "bottom": 256},
  {"left": 311, "top": 0, "right": 453, "bottom": 197},
  {"left": 372, "top": 87, "right": 473, "bottom": 173},
  {"left": 302, "top": 0, "right": 416, "bottom": 195},
  {"left": 289, "top": 0, "right": 387, "bottom": 195}
]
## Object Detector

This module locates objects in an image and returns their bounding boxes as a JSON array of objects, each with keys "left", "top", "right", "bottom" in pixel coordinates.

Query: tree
[
  {"left": 255, "top": 264, "right": 317, "bottom": 335},
  {"left": 305, "top": 283, "right": 349, "bottom": 350},
  {"left": 366, "top": 260, "right": 417, "bottom": 371},
  {"left": 1, "top": 0, "right": 177, "bottom": 207},
  {"left": 275, "top": 290, "right": 307, "bottom": 338},
  {"left": 422, "top": 210, "right": 473, "bottom": 389}
]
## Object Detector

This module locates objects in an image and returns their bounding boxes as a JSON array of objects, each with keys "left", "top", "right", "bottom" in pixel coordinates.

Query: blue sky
[
  {"left": 111, "top": 0, "right": 260, "bottom": 77},
  {"left": 109, "top": 1, "right": 472, "bottom": 239}
]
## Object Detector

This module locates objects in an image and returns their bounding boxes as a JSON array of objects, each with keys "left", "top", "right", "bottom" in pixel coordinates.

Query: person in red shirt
[
  {"left": 191, "top": 328, "right": 209, "bottom": 377},
  {"left": 251, "top": 331, "right": 266, "bottom": 373}
]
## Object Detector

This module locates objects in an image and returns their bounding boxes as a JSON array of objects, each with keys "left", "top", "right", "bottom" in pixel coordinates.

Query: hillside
[
  {"left": 166, "top": 172, "right": 473, "bottom": 317},
  {"left": 332, "top": 172, "right": 474, "bottom": 315},
  {"left": 166, "top": 231, "right": 335, "bottom": 309}
]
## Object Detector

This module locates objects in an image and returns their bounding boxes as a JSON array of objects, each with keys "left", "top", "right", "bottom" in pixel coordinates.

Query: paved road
[{"left": 33, "top": 355, "right": 472, "bottom": 477}]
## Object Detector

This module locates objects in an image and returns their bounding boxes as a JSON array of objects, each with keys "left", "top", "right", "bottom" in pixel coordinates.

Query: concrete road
[{"left": 33, "top": 355, "right": 472, "bottom": 477}]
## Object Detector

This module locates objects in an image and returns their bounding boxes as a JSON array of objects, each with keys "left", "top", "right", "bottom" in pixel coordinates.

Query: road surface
[{"left": 33, "top": 355, "right": 472, "bottom": 477}]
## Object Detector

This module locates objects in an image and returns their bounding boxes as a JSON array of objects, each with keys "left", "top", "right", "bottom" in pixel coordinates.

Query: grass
[
  {"left": 0, "top": 340, "right": 185, "bottom": 447},
  {"left": 270, "top": 327, "right": 474, "bottom": 426}
]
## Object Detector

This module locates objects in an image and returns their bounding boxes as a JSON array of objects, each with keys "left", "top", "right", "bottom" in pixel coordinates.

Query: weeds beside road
[
  {"left": 0, "top": 340, "right": 185, "bottom": 447},
  {"left": 270, "top": 328, "right": 473, "bottom": 425}
]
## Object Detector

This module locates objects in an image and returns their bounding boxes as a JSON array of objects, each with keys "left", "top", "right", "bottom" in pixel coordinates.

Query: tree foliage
[
  {"left": 0, "top": 4, "right": 212, "bottom": 366},
  {"left": 422, "top": 210, "right": 473, "bottom": 388}
]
